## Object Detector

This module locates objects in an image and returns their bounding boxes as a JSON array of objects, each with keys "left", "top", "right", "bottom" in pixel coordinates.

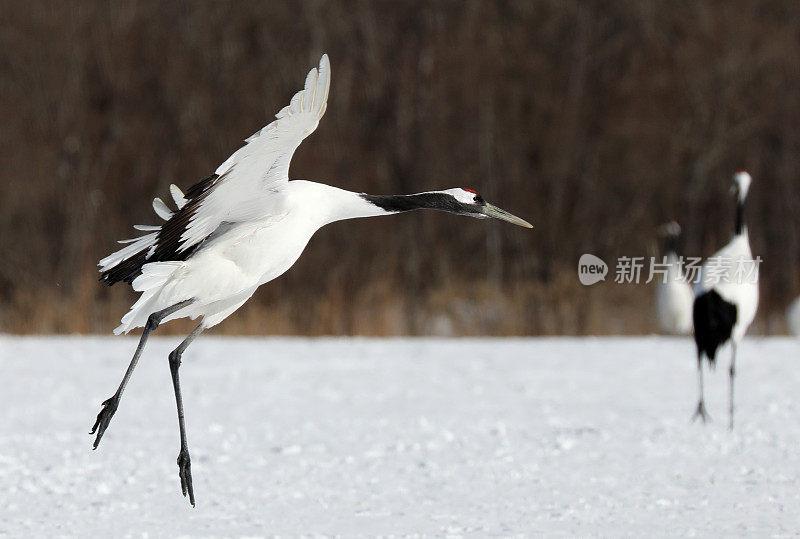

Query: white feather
[
  {"left": 115, "top": 262, "right": 184, "bottom": 334},
  {"left": 152, "top": 198, "right": 173, "bottom": 220},
  {"left": 170, "top": 184, "right": 186, "bottom": 209},
  {"left": 99, "top": 232, "right": 158, "bottom": 270}
]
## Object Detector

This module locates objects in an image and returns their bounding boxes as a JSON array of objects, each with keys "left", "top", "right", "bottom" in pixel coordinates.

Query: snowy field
[{"left": 1, "top": 335, "right": 799, "bottom": 536}]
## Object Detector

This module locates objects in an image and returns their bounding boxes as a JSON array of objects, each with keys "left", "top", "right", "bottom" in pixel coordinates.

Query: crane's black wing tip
[{"left": 98, "top": 252, "right": 146, "bottom": 286}]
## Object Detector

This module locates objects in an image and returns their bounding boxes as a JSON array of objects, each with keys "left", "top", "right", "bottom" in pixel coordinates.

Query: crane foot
[
  {"left": 177, "top": 448, "right": 195, "bottom": 507},
  {"left": 90, "top": 395, "right": 119, "bottom": 449},
  {"left": 691, "top": 401, "right": 711, "bottom": 423}
]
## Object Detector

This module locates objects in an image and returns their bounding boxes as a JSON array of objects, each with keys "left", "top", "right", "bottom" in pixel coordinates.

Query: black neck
[
  {"left": 664, "top": 234, "right": 679, "bottom": 255},
  {"left": 360, "top": 192, "right": 462, "bottom": 214},
  {"left": 735, "top": 198, "right": 745, "bottom": 235}
]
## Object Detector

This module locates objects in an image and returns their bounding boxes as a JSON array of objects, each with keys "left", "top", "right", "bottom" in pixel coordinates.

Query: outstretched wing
[
  {"left": 99, "top": 54, "right": 331, "bottom": 285},
  {"left": 187, "top": 53, "right": 331, "bottom": 249}
]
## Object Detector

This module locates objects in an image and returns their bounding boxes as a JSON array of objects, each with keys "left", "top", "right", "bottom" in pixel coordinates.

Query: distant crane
[
  {"left": 788, "top": 296, "right": 800, "bottom": 336},
  {"left": 90, "top": 54, "right": 532, "bottom": 506},
  {"left": 655, "top": 221, "right": 693, "bottom": 335},
  {"left": 692, "top": 171, "right": 758, "bottom": 429}
]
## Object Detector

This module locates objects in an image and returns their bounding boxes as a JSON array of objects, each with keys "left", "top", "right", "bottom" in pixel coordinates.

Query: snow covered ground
[{"left": 1, "top": 335, "right": 799, "bottom": 536}]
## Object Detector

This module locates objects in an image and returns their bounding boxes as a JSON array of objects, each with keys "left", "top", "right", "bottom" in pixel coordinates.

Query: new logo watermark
[
  {"left": 578, "top": 254, "right": 608, "bottom": 285},
  {"left": 577, "top": 254, "right": 761, "bottom": 286}
]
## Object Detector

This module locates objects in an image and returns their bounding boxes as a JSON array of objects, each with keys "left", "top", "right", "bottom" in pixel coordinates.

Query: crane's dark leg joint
[
  {"left": 169, "top": 349, "right": 181, "bottom": 370},
  {"left": 145, "top": 313, "right": 161, "bottom": 332}
]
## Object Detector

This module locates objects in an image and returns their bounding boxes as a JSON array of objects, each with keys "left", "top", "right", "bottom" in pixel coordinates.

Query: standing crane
[
  {"left": 787, "top": 296, "right": 800, "bottom": 336},
  {"left": 90, "top": 54, "right": 532, "bottom": 506},
  {"left": 655, "top": 221, "right": 693, "bottom": 335},
  {"left": 691, "top": 171, "right": 758, "bottom": 429}
]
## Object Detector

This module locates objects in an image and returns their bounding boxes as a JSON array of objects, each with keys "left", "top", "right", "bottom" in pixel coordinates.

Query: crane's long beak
[{"left": 483, "top": 203, "right": 533, "bottom": 228}]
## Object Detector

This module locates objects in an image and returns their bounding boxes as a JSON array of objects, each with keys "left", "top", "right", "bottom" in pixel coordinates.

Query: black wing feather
[
  {"left": 99, "top": 174, "right": 220, "bottom": 285},
  {"left": 693, "top": 289, "right": 738, "bottom": 363}
]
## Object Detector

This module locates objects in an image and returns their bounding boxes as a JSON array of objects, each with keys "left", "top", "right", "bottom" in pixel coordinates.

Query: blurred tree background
[{"left": 1, "top": 0, "right": 799, "bottom": 335}]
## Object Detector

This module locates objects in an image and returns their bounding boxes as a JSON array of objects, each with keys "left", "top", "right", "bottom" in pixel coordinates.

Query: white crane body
[
  {"left": 695, "top": 232, "right": 759, "bottom": 343},
  {"left": 114, "top": 181, "right": 391, "bottom": 333}
]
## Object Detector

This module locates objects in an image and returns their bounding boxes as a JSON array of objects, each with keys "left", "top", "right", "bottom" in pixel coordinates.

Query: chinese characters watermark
[{"left": 578, "top": 254, "right": 761, "bottom": 286}]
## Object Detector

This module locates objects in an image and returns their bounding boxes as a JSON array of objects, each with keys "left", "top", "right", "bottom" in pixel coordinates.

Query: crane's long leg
[
  {"left": 692, "top": 353, "right": 711, "bottom": 423},
  {"left": 90, "top": 299, "right": 193, "bottom": 449},
  {"left": 729, "top": 343, "right": 737, "bottom": 430},
  {"left": 168, "top": 322, "right": 204, "bottom": 507}
]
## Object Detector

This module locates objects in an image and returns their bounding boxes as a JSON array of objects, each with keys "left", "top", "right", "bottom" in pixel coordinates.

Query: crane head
[
  {"left": 732, "top": 171, "right": 752, "bottom": 200},
  {"left": 657, "top": 220, "right": 681, "bottom": 238},
  {"left": 443, "top": 188, "right": 532, "bottom": 228}
]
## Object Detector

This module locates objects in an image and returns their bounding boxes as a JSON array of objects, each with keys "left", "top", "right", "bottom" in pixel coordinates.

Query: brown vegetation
[{"left": 1, "top": 1, "right": 800, "bottom": 335}]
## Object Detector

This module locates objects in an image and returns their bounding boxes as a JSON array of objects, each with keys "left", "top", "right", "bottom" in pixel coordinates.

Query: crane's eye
[{"left": 460, "top": 188, "right": 483, "bottom": 204}]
